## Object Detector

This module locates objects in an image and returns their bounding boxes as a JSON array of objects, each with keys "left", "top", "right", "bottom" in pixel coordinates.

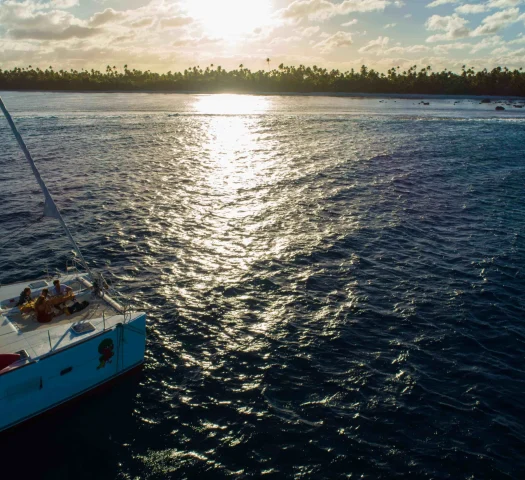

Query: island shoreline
[{"left": 1, "top": 89, "right": 524, "bottom": 101}]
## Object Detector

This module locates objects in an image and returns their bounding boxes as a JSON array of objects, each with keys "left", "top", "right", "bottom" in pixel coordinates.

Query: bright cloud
[
  {"left": 279, "top": 0, "right": 392, "bottom": 23},
  {"left": 455, "top": 4, "right": 488, "bottom": 14},
  {"left": 358, "top": 35, "right": 389, "bottom": 53},
  {"left": 49, "top": 0, "right": 79, "bottom": 8},
  {"left": 314, "top": 30, "right": 353, "bottom": 52},
  {"left": 470, "top": 34, "right": 504, "bottom": 52},
  {"left": 159, "top": 15, "right": 193, "bottom": 28},
  {"left": 471, "top": 7, "right": 521, "bottom": 35},
  {"left": 88, "top": 8, "right": 126, "bottom": 27},
  {"left": 385, "top": 44, "right": 430, "bottom": 54},
  {"left": 433, "top": 41, "right": 470, "bottom": 54},
  {"left": 0, "top": 0, "right": 524, "bottom": 74},
  {"left": 486, "top": 0, "right": 523, "bottom": 7},
  {"left": 296, "top": 25, "right": 321, "bottom": 36},
  {"left": 427, "top": 0, "right": 459, "bottom": 8},
  {"left": 425, "top": 13, "right": 470, "bottom": 41},
  {"left": 129, "top": 17, "right": 155, "bottom": 28}
]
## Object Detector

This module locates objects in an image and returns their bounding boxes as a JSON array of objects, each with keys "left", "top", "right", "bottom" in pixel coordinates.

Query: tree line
[{"left": 0, "top": 63, "right": 524, "bottom": 96}]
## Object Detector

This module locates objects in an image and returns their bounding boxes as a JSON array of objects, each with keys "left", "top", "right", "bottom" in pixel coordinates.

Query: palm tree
[{"left": 266, "top": 58, "right": 270, "bottom": 70}]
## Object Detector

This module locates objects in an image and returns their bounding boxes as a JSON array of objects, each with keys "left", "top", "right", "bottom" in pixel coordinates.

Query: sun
[{"left": 183, "top": 0, "right": 272, "bottom": 39}]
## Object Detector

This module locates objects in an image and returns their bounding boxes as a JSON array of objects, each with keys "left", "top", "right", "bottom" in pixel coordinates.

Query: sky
[{"left": 0, "top": 0, "right": 524, "bottom": 73}]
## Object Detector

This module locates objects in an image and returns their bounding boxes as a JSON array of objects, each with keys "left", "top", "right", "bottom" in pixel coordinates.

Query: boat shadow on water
[{"left": 0, "top": 367, "right": 144, "bottom": 479}]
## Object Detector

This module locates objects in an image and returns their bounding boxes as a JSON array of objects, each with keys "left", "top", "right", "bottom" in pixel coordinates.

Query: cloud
[
  {"left": 358, "top": 35, "right": 389, "bottom": 53},
  {"left": 455, "top": 4, "right": 488, "bottom": 14},
  {"left": 112, "top": 33, "right": 137, "bottom": 43},
  {"left": 159, "top": 15, "right": 193, "bottom": 28},
  {"left": 88, "top": 8, "right": 126, "bottom": 27},
  {"left": 314, "top": 30, "right": 353, "bottom": 52},
  {"left": 0, "top": 0, "right": 78, "bottom": 12},
  {"left": 487, "top": 0, "right": 523, "bottom": 7},
  {"left": 334, "top": 0, "right": 392, "bottom": 13},
  {"left": 296, "top": 25, "right": 321, "bottom": 36},
  {"left": 0, "top": 5, "right": 80, "bottom": 30},
  {"left": 48, "top": 0, "right": 79, "bottom": 8},
  {"left": 278, "top": 0, "right": 391, "bottom": 23},
  {"left": 425, "top": 13, "right": 470, "bottom": 41},
  {"left": 427, "top": 0, "right": 458, "bottom": 7},
  {"left": 172, "top": 35, "right": 222, "bottom": 47},
  {"left": 130, "top": 17, "right": 154, "bottom": 28},
  {"left": 270, "top": 35, "right": 303, "bottom": 46},
  {"left": 1, "top": 0, "right": 524, "bottom": 75},
  {"left": 509, "top": 33, "right": 525, "bottom": 43},
  {"left": 8, "top": 25, "right": 101, "bottom": 40},
  {"left": 432, "top": 41, "right": 470, "bottom": 54},
  {"left": 491, "top": 46, "right": 510, "bottom": 54},
  {"left": 278, "top": 0, "right": 333, "bottom": 22},
  {"left": 470, "top": 34, "right": 504, "bottom": 52},
  {"left": 384, "top": 22, "right": 397, "bottom": 27},
  {"left": 471, "top": 7, "right": 521, "bottom": 35},
  {"left": 384, "top": 44, "right": 431, "bottom": 54},
  {"left": 87, "top": 1, "right": 188, "bottom": 29}
]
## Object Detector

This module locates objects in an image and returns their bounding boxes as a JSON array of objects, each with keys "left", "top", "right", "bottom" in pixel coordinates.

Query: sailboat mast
[{"left": 0, "top": 97, "right": 93, "bottom": 276}]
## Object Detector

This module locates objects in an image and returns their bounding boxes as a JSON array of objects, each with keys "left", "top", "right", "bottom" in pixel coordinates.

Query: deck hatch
[{"left": 70, "top": 322, "right": 96, "bottom": 335}]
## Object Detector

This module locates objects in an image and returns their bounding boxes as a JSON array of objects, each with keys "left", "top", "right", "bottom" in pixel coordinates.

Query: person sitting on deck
[
  {"left": 17, "top": 287, "right": 33, "bottom": 313},
  {"left": 34, "top": 288, "right": 55, "bottom": 323},
  {"left": 51, "top": 279, "right": 89, "bottom": 315},
  {"left": 51, "top": 279, "right": 72, "bottom": 298},
  {"left": 50, "top": 279, "right": 73, "bottom": 311}
]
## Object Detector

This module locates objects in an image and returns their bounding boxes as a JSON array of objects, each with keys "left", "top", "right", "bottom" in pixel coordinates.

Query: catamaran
[{"left": 0, "top": 97, "right": 146, "bottom": 433}]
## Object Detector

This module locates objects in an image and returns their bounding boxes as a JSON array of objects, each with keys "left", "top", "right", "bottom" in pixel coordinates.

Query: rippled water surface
[{"left": 1, "top": 92, "right": 525, "bottom": 479}]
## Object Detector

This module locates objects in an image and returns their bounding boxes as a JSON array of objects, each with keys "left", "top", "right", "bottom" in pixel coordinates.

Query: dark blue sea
[{"left": 1, "top": 92, "right": 525, "bottom": 479}]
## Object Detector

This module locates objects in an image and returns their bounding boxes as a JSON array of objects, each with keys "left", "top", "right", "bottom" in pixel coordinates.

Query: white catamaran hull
[{"left": 0, "top": 313, "right": 146, "bottom": 433}]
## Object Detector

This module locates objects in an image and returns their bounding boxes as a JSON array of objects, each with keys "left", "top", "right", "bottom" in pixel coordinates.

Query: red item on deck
[{"left": 0, "top": 353, "right": 21, "bottom": 371}]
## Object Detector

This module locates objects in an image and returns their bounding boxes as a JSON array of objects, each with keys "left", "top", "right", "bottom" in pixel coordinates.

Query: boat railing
[
  {"left": 65, "top": 257, "right": 83, "bottom": 275},
  {"left": 92, "top": 271, "right": 133, "bottom": 323},
  {"left": 0, "top": 309, "right": 130, "bottom": 365},
  {"left": 64, "top": 257, "right": 133, "bottom": 322}
]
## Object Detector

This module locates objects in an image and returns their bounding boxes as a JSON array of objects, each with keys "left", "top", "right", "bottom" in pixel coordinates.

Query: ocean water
[{"left": 1, "top": 92, "right": 525, "bottom": 479}]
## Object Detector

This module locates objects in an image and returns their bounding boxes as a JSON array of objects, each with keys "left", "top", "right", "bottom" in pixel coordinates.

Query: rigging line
[
  {"left": 0, "top": 215, "right": 44, "bottom": 251},
  {"left": 0, "top": 97, "right": 93, "bottom": 278}
]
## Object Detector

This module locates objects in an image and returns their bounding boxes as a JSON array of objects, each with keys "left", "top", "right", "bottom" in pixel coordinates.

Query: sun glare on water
[
  {"left": 193, "top": 94, "right": 270, "bottom": 115},
  {"left": 184, "top": 0, "right": 273, "bottom": 38}
]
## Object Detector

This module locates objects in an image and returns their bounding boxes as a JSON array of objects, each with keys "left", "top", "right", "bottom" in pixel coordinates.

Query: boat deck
[
  {"left": 6, "top": 292, "right": 116, "bottom": 334},
  {"left": 0, "top": 273, "right": 128, "bottom": 362}
]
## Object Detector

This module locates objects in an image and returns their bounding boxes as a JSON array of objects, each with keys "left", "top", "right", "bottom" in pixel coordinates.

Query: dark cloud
[{"left": 8, "top": 25, "right": 102, "bottom": 40}]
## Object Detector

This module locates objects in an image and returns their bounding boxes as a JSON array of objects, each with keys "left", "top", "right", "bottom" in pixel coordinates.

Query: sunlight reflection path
[
  {"left": 196, "top": 95, "right": 272, "bottom": 277},
  {"left": 193, "top": 94, "right": 272, "bottom": 116}
]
